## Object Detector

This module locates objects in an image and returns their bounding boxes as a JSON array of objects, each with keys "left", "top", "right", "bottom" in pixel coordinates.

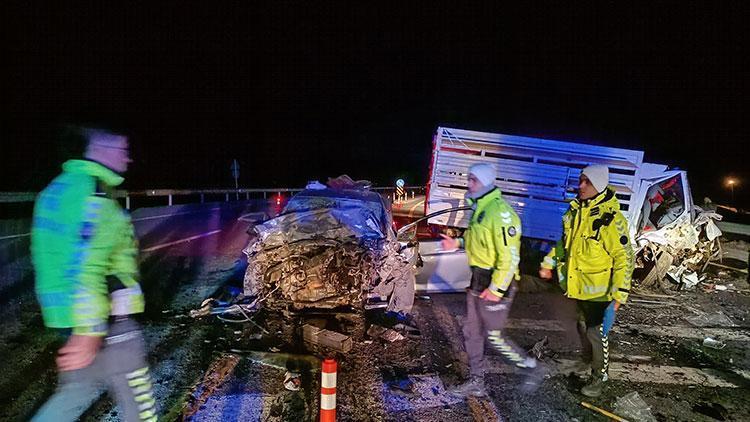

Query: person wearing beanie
[
  {"left": 539, "top": 164, "right": 634, "bottom": 398},
  {"left": 441, "top": 163, "right": 542, "bottom": 397}
]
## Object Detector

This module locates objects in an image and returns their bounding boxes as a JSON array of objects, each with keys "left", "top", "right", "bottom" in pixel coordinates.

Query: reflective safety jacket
[
  {"left": 460, "top": 188, "right": 521, "bottom": 298},
  {"left": 542, "top": 188, "right": 634, "bottom": 303},
  {"left": 32, "top": 160, "right": 144, "bottom": 336}
]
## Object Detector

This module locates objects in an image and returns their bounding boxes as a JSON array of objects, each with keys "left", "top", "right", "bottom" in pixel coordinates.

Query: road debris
[
  {"left": 181, "top": 353, "right": 241, "bottom": 419},
  {"left": 228, "top": 350, "right": 320, "bottom": 372},
  {"left": 581, "top": 401, "right": 630, "bottom": 422},
  {"left": 613, "top": 391, "right": 657, "bottom": 422},
  {"left": 302, "top": 324, "right": 353, "bottom": 353},
  {"left": 702, "top": 337, "right": 727, "bottom": 350},
  {"left": 685, "top": 311, "right": 736, "bottom": 327},
  {"left": 283, "top": 370, "right": 302, "bottom": 391},
  {"left": 467, "top": 396, "right": 503, "bottom": 422},
  {"left": 529, "top": 336, "right": 549, "bottom": 360},
  {"left": 367, "top": 325, "right": 405, "bottom": 342},
  {"left": 386, "top": 377, "right": 414, "bottom": 395},
  {"left": 635, "top": 208, "right": 725, "bottom": 292}
]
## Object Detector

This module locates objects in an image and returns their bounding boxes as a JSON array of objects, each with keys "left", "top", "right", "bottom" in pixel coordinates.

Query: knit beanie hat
[
  {"left": 468, "top": 163, "right": 496, "bottom": 187},
  {"left": 582, "top": 165, "right": 609, "bottom": 193}
]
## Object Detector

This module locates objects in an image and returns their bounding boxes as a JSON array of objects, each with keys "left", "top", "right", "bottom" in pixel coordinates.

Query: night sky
[{"left": 3, "top": 3, "right": 748, "bottom": 207}]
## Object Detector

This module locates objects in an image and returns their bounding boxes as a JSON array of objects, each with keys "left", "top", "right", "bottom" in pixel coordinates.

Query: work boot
[
  {"left": 449, "top": 376, "right": 487, "bottom": 397},
  {"left": 580, "top": 376, "right": 606, "bottom": 398}
]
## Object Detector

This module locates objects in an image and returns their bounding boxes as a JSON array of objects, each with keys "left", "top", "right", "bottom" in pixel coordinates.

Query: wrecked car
[{"left": 242, "top": 178, "right": 418, "bottom": 318}]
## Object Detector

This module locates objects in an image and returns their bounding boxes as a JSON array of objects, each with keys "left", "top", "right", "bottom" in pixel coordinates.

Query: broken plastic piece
[
  {"left": 613, "top": 392, "right": 656, "bottom": 422},
  {"left": 686, "top": 311, "right": 736, "bottom": 327},
  {"left": 581, "top": 401, "right": 631, "bottom": 422},
  {"left": 529, "top": 336, "right": 549, "bottom": 360},
  {"left": 367, "top": 325, "right": 405, "bottom": 342},
  {"left": 702, "top": 337, "right": 727, "bottom": 350},
  {"left": 284, "top": 371, "right": 302, "bottom": 391}
]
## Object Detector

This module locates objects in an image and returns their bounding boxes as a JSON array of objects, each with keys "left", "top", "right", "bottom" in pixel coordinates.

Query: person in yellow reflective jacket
[
  {"left": 539, "top": 164, "right": 634, "bottom": 398},
  {"left": 32, "top": 126, "right": 157, "bottom": 422},
  {"left": 442, "top": 163, "right": 541, "bottom": 397}
]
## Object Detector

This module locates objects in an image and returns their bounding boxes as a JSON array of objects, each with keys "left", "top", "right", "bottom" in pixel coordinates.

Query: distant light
[{"left": 725, "top": 177, "right": 739, "bottom": 187}]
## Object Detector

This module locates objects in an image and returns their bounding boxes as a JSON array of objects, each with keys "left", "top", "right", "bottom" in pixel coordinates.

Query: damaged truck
[{"left": 418, "top": 126, "right": 719, "bottom": 292}]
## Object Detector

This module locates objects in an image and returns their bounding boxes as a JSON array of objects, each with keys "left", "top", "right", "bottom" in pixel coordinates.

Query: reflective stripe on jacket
[
  {"left": 542, "top": 188, "right": 634, "bottom": 303},
  {"left": 463, "top": 188, "right": 521, "bottom": 297}
]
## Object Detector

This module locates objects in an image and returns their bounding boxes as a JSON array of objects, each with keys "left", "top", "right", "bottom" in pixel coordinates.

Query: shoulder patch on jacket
[
  {"left": 477, "top": 211, "right": 485, "bottom": 223},
  {"left": 620, "top": 235, "right": 628, "bottom": 245},
  {"left": 508, "top": 226, "right": 517, "bottom": 237},
  {"left": 592, "top": 212, "right": 615, "bottom": 231}
]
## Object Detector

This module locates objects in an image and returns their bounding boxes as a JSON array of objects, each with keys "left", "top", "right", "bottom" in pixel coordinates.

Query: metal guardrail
[
  {"left": 1, "top": 186, "right": 426, "bottom": 210},
  {"left": 0, "top": 192, "right": 36, "bottom": 203}
]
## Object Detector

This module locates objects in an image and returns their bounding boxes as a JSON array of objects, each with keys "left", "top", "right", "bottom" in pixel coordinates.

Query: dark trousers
[
  {"left": 576, "top": 300, "right": 616, "bottom": 380},
  {"left": 464, "top": 268, "right": 530, "bottom": 377},
  {"left": 32, "top": 318, "right": 157, "bottom": 422}
]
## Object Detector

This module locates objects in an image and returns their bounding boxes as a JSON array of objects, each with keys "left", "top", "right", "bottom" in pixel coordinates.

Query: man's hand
[
  {"left": 439, "top": 233, "right": 460, "bottom": 251},
  {"left": 479, "top": 288, "right": 501, "bottom": 302},
  {"left": 56, "top": 334, "right": 103, "bottom": 371},
  {"left": 538, "top": 267, "right": 553, "bottom": 280},
  {"left": 613, "top": 301, "right": 621, "bottom": 312}
]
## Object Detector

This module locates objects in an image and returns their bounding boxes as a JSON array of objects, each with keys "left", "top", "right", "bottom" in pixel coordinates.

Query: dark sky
[{"left": 3, "top": 3, "right": 748, "bottom": 207}]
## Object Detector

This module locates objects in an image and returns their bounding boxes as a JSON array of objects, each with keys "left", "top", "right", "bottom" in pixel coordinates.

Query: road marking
[
  {"left": 132, "top": 208, "right": 221, "bottom": 222},
  {"left": 486, "top": 357, "right": 738, "bottom": 388},
  {"left": 0, "top": 233, "right": 30, "bottom": 241},
  {"left": 408, "top": 199, "right": 425, "bottom": 218},
  {"left": 141, "top": 230, "right": 222, "bottom": 252}
]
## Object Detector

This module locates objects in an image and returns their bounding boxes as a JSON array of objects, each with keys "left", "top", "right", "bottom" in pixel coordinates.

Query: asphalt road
[{"left": 1, "top": 198, "right": 749, "bottom": 421}]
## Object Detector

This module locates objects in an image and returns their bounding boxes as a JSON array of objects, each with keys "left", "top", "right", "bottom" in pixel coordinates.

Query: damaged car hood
[{"left": 243, "top": 187, "right": 416, "bottom": 313}]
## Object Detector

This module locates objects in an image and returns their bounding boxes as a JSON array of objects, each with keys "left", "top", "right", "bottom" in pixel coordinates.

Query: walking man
[
  {"left": 442, "top": 163, "right": 539, "bottom": 397},
  {"left": 539, "top": 164, "right": 634, "bottom": 397},
  {"left": 32, "top": 126, "right": 157, "bottom": 421}
]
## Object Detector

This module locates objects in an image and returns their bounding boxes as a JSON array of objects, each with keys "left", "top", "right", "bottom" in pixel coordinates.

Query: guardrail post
[
  {"left": 263, "top": 192, "right": 267, "bottom": 199},
  {"left": 225, "top": 193, "right": 229, "bottom": 202},
  {"left": 168, "top": 194, "right": 173, "bottom": 206},
  {"left": 200, "top": 193, "right": 205, "bottom": 203},
  {"left": 246, "top": 192, "right": 249, "bottom": 200},
  {"left": 125, "top": 195, "right": 130, "bottom": 210}
]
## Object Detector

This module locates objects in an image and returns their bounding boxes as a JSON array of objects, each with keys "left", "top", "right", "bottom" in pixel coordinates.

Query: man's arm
[
  {"left": 602, "top": 212, "right": 635, "bottom": 304},
  {"left": 108, "top": 217, "right": 145, "bottom": 316},
  {"left": 486, "top": 212, "right": 521, "bottom": 298}
]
